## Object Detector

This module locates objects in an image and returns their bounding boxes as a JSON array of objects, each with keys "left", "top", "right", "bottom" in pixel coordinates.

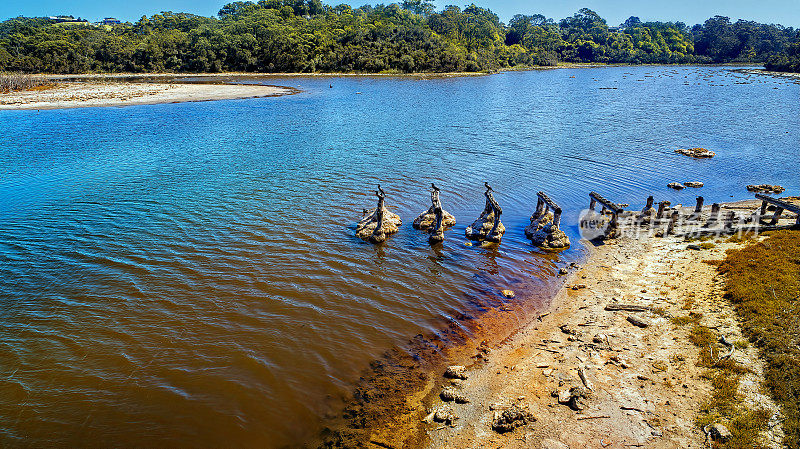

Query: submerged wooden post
[
  {"left": 428, "top": 206, "right": 444, "bottom": 244},
  {"left": 528, "top": 191, "right": 569, "bottom": 250},
  {"left": 466, "top": 183, "right": 505, "bottom": 243}
]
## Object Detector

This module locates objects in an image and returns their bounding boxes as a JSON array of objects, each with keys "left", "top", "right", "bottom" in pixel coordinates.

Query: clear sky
[{"left": 2, "top": 0, "right": 799, "bottom": 27}]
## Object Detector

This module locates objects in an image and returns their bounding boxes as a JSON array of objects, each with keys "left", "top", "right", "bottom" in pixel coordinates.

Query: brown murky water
[{"left": 0, "top": 67, "right": 798, "bottom": 447}]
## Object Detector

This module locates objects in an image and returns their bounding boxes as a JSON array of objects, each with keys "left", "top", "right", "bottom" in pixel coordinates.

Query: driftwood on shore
[
  {"left": 465, "top": 183, "right": 505, "bottom": 243},
  {"left": 356, "top": 185, "right": 402, "bottom": 243}
]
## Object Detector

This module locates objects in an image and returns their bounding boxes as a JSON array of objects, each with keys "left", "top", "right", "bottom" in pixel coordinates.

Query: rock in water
[
  {"left": 355, "top": 185, "right": 401, "bottom": 243},
  {"left": 667, "top": 182, "right": 685, "bottom": 190},
  {"left": 746, "top": 184, "right": 785, "bottom": 194},
  {"left": 413, "top": 183, "right": 456, "bottom": 230},
  {"left": 684, "top": 181, "right": 704, "bottom": 188},
  {"left": 530, "top": 223, "right": 570, "bottom": 250},
  {"left": 675, "top": 147, "right": 715, "bottom": 158},
  {"left": 465, "top": 183, "right": 505, "bottom": 243}
]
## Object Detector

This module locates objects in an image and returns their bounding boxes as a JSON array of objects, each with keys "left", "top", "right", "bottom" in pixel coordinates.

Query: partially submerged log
[
  {"left": 356, "top": 185, "right": 402, "bottom": 244},
  {"left": 465, "top": 183, "right": 505, "bottom": 243},
  {"left": 413, "top": 183, "right": 456, "bottom": 230}
]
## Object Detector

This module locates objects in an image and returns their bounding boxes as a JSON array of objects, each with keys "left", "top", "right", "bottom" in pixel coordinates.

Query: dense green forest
[{"left": 0, "top": 0, "right": 798, "bottom": 73}]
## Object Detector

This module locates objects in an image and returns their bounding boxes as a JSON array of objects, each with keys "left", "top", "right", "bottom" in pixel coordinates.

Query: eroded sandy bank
[{"left": 0, "top": 81, "right": 296, "bottom": 110}]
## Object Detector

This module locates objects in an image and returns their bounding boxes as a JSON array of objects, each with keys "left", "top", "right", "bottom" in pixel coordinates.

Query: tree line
[{"left": 0, "top": 0, "right": 798, "bottom": 74}]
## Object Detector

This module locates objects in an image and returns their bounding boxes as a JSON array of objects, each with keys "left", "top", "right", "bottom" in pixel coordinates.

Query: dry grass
[
  {"left": 0, "top": 73, "right": 48, "bottom": 93},
  {"left": 718, "top": 229, "right": 800, "bottom": 447}
]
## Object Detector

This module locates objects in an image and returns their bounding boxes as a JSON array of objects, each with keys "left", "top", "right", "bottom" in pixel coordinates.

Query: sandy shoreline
[
  {"left": 0, "top": 81, "right": 296, "bottom": 110},
  {"left": 323, "top": 199, "right": 799, "bottom": 448}
]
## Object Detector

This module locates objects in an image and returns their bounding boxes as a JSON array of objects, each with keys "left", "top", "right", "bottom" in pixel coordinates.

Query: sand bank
[{"left": 0, "top": 81, "right": 295, "bottom": 110}]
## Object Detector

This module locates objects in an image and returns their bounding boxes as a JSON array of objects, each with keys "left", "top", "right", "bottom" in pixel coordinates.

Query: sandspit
[{"left": 0, "top": 81, "right": 295, "bottom": 110}]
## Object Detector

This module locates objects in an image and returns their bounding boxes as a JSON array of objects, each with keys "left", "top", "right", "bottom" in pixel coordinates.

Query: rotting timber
[
  {"left": 465, "top": 183, "right": 505, "bottom": 243},
  {"left": 525, "top": 191, "right": 570, "bottom": 250},
  {"left": 356, "top": 185, "right": 402, "bottom": 244},
  {"left": 413, "top": 183, "right": 456, "bottom": 245}
]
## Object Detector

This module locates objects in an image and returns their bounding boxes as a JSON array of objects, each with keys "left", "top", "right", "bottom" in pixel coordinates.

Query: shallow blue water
[{"left": 0, "top": 66, "right": 798, "bottom": 447}]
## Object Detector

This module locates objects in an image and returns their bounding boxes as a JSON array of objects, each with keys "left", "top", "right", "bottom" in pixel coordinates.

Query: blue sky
[{"left": 2, "top": 0, "right": 799, "bottom": 27}]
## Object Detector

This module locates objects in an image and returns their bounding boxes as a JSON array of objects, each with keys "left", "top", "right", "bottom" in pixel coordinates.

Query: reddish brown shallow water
[{"left": 0, "top": 67, "right": 798, "bottom": 447}]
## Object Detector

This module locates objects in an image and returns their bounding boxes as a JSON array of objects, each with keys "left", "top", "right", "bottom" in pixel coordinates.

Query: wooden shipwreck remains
[
  {"left": 526, "top": 191, "right": 570, "bottom": 250},
  {"left": 413, "top": 183, "right": 456, "bottom": 231},
  {"left": 756, "top": 193, "right": 800, "bottom": 227},
  {"left": 588, "top": 191, "right": 625, "bottom": 239},
  {"left": 356, "top": 185, "right": 402, "bottom": 244},
  {"left": 465, "top": 183, "right": 505, "bottom": 243}
]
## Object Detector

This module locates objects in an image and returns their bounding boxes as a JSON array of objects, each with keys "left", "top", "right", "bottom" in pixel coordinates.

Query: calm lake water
[{"left": 1, "top": 66, "right": 798, "bottom": 447}]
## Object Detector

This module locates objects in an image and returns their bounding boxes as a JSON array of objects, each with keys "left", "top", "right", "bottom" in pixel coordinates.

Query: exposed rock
[
  {"left": 413, "top": 183, "right": 456, "bottom": 230},
  {"left": 746, "top": 184, "right": 785, "bottom": 194},
  {"left": 675, "top": 147, "right": 715, "bottom": 158},
  {"left": 684, "top": 181, "right": 704, "bottom": 188},
  {"left": 571, "top": 284, "right": 587, "bottom": 290},
  {"left": 710, "top": 423, "right": 732, "bottom": 442},
  {"left": 558, "top": 267, "right": 568, "bottom": 275},
  {"left": 444, "top": 366, "right": 468, "bottom": 380},
  {"left": 491, "top": 404, "right": 536, "bottom": 433},
  {"left": 530, "top": 223, "right": 570, "bottom": 250},
  {"left": 687, "top": 244, "right": 702, "bottom": 250},
  {"left": 440, "top": 387, "right": 470, "bottom": 403},
  {"left": 553, "top": 386, "right": 589, "bottom": 410},
  {"left": 434, "top": 408, "right": 458, "bottom": 425},
  {"left": 501, "top": 289, "right": 515, "bottom": 299},
  {"left": 356, "top": 185, "right": 401, "bottom": 243},
  {"left": 667, "top": 182, "right": 685, "bottom": 190},
  {"left": 466, "top": 183, "right": 505, "bottom": 243}
]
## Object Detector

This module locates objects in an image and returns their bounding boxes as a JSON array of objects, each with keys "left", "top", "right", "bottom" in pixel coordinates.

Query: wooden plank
[
  {"left": 589, "top": 191, "right": 624, "bottom": 213},
  {"left": 755, "top": 193, "right": 800, "bottom": 214}
]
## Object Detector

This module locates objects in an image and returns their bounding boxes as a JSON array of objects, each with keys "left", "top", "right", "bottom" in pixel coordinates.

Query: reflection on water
[{"left": 0, "top": 66, "right": 798, "bottom": 447}]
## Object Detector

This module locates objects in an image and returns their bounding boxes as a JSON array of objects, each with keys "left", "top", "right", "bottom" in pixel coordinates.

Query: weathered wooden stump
[
  {"left": 428, "top": 206, "right": 445, "bottom": 245},
  {"left": 638, "top": 195, "right": 657, "bottom": 224},
  {"left": 465, "top": 183, "right": 505, "bottom": 243},
  {"left": 413, "top": 183, "right": 456, "bottom": 230},
  {"left": 356, "top": 185, "right": 402, "bottom": 243},
  {"left": 527, "top": 191, "right": 570, "bottom": 250}
]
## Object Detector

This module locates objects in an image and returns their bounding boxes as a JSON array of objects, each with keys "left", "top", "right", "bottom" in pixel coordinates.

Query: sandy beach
[
  {"left": 0, "top": 81, "right": 296, "bottom": 110},
  {"left": 324, "top": 199, "right": 799, "bottom": 449}
]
